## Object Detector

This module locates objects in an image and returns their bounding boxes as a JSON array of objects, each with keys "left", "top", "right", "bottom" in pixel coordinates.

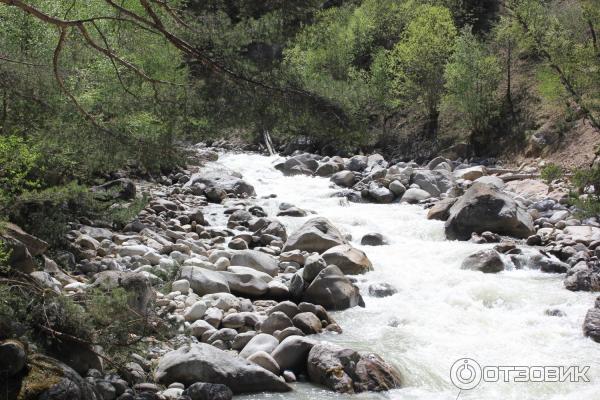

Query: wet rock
[
  {"left": 360, "top": 232, "right": 386, "bottom": 246},
  {"left": 583, "top": 298, "right": 600, "bottom": 343},
  {"left": 368, "top": 283, "right": 398, "bottom": 297},
  {"left": 283, "top": 217, "right": 347, "bottom": 253},
  {"left": 445, "top": 183, "right": 534, "bottom": 240},
  {"left": 154, "top": 343, "right": 290, "bottom": 393},
  {"left": 331, "top": 171, "right": 355, "bottom": 187},
  {"left": 303, "top": 254, "right": 328, "bottom": 283},
  {"left": 366, "top": 184, "right": 394, "bottom": 204},
  {"left": 292, "top": 312, "right": 322, "bottom": 335},
  {"left": 302, "top": 265, "right": 364, "bottom": 310},
  {"left": 307, "top": 343, "right": 402, "bottom": 393},
  {"left": 461, "top": 249, "right": 506, "bottom": 273}
]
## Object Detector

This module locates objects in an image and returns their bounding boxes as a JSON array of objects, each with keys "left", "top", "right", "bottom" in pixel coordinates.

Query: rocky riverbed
[{"left": 2, "top": 145, "right": 600, "bottom": 400}]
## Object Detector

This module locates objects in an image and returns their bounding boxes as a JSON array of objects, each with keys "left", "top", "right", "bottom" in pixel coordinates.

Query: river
[{"left": 207, "top": 153, "right": 599, "bottom": 400}]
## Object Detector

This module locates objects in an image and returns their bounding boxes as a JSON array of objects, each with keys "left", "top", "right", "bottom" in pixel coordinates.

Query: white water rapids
[{"left": 207, "top": 153, "right": 599, "bottom": 400}]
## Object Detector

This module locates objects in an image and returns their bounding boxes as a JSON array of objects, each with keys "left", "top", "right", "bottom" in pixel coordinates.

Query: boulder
[
  {"left": 183, "top": 382, "right": 233, "bottom": 400},
  {"left": 461, "top": 249, "right": 506, "bottom": 273},
  {"left": 583, "top": 299, "right": 600, "bottom": 343},
  {"left": 185, "top": 171, "right": 255, "bottom": 198},
  {"left": 412, "top": 170, "right": 441, "bottom": 197},
  {"left": 389, "top": 181, "right": 406, "bottom": 198},
  {"left": 315, "top": 162, "right": 341, "bottom": 177},
  {"left": 400, "top": 188, "right": 431, "bottom": 204},
  {"left": 10, "top": 354, "right": 100, "bottom": 400},
  {"left": 260, "top": 311, "right": 294, "bottom": 334},
  {"left": 321, "top": 244, "right": 373, "bottom": 275},
  {"left": 302, "top": 265, "right": 364, "bottom": 310},
  {"left": 0, "top": 340, "right": 27, "bottom": 377},
  {"left": 239, "top": 333, "right": 279, "bottom": 359},
  {"left": 180, "top": 266, "right": 230, "bottom": 295},
  {"left": 220, "top": 271, "right": 268, "bottom": 297},
  {"left": 360, "top": 233, "right": 386, "bottom": 246},
  {"left": 230, "top": 250, "right": 279, "bottom": 276},
  {"left": 283, "top": 217, "right": 347, "bottom": 253},
  {"left": 155, "top": 343, "right": 291, "bottom": 393},
  {"left": 292, "top": 312, "right": 322, "bottom": 335},
  {"left": 426, "top": 198, "right": 457, "bottom": 221},
  {"left": 331, "top": 171, "right": 355, "bottom": 187},
  {"left": 454, "top": 166, "right": 485, "bottom": 181},
  {"left": 247, "top": 351, "right": 280, "bottom": 375},
  {"left": 307, "top": 343, "right": 402, "bottom": 393},
  {"left": 366, "top": 184, "right": 394, "bottom": 203},
  {"left": 271, "top": 336, "right": 316, "bottom": 373},
  {"left": 445, "top": 183, "right": 535, "bottom": 240}
]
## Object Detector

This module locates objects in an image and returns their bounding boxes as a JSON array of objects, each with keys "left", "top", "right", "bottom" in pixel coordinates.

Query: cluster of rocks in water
[
  {"left": 3, "top": 145, "right": 600, "bottom": 400},
  {"left": 278, "top": 151, "right": 600, "bottom": 343},
  {"left": 0, "top": 147, "right": 401, "bottom": 400}
]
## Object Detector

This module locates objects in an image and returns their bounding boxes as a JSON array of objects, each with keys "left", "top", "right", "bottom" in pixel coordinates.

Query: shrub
[
  {"left": 540, "top": 163, "right": 563, "bottom": 184},
  {"left": 570, "top": 166, "right": 600, "bottom": 217}
]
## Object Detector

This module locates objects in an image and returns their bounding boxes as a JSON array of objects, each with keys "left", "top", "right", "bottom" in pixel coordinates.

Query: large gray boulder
[
  {"left": 307, "top": 343, "right": 402, "bottom": 393},
  {"left": 180, "top": 266, "right": 230, "bottom": 295},
  {"left": 185, "top": 171, "right": 255, "bottom": 198},
  {"left": 445, "top": 183, "right": 535, "bottom": 240},
  {"left": 283, "top": 217, "right": 347, "bottom": 253},
  {"left": 154, "top": 343, "right": 291, "bottom": 393},
  {"left": 220, "top": 271, "right": 268, "bottom": 297},
  {"left": 321, "top": 244, "right": 373, "bottom": 275},
  {"left": 331, "top": 171, "right": 355, "bottom": 187},
  {"left": 302, "top": 265, "right": 364, "bottom": 310},
  {"left": 230, "top": 250, "right": 279, "bottom": 277}
]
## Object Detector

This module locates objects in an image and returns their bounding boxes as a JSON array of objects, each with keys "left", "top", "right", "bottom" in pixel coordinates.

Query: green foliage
[
  {"left": 109, "top": 194, "right": 150, "bottom": 229},
  {"left": 570, "top": 166, "right": 600, "bottom": 217},
  {"left": 388, "top": 4, "right": 457, "bottom": 122},
  {"left": 443, "top": 28, "right": 502, "bottom": 133},
  {"left": 540, "top": 163, "right": 563, "bottom": 184}
]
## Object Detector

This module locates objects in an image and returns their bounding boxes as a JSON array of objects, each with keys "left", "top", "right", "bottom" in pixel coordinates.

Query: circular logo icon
[{"left": 450, "top": 358, "right": 482, "bottom": 390}]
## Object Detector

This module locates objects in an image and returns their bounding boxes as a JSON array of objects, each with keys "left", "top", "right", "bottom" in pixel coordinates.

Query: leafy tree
[
  {"left": 388, "top": 4, "right": 457, "bottom": 136},
  {"left": 443, "top": 27, "right": 502, "bottom": 136}
]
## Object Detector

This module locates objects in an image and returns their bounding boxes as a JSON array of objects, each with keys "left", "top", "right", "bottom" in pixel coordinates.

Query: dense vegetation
[{"left": 0, "top": 0, "right": 600, "bottom": 228}]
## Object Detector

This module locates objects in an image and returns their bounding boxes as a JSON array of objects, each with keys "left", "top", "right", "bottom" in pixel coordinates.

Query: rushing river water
[{"left": 207, "top": 153, "right": 599, "bottom": 400}]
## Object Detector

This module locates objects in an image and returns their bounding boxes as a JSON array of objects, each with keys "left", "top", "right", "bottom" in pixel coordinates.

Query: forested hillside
[{"left": 1, "top": 0, "right": 600, "bottom": 240}]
